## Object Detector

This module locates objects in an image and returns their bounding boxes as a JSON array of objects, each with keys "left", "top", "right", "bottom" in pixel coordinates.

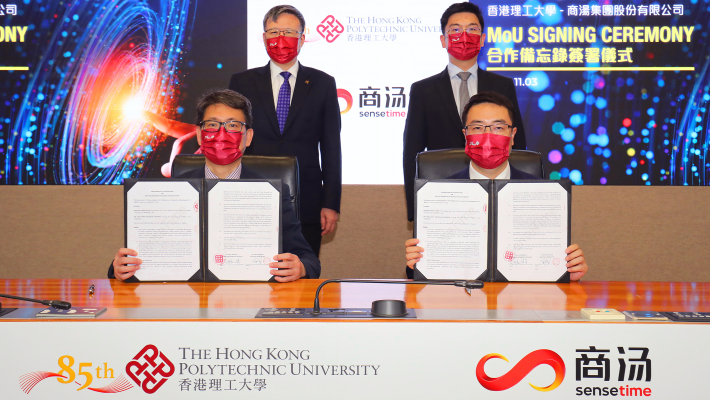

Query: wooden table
[{"left": 2, "top": 279, "right": 709, "bottom": 317}]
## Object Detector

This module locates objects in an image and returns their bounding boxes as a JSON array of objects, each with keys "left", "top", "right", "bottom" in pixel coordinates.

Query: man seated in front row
[
  {"left": 405, "top": 91, "right": 588, "bottom": 281},
  {"left": 109, "top": 89, "right": 320, "bottom": 282}
]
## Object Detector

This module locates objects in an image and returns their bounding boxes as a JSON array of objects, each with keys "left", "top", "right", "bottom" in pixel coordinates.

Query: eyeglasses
[
  {"left": 446, "top": 27, "right": 482, "bottom": 36},
  {"left": 264, "top": 28, "right": 303, "bottom": 38},
  {"left": 465, "top": 123, "right": 513, "bottom": 135},
  {"left": 199, "top": 120, "right": 247, "bottom": 133}
]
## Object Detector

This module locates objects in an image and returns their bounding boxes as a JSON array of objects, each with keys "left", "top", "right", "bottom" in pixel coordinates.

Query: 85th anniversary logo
[{"left": 19, "top": 344, "right": 174, "bottom": 394}]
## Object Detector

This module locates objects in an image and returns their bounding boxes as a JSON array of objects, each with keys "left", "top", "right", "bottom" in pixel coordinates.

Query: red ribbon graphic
[{"left": 476, "top": 349, "right": 565, "bottom": 392}]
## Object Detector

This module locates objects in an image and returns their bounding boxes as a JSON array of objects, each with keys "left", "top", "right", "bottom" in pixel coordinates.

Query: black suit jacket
[
  {"left": 403, "top": 67, "right": 527, "bottom": 221},
  {"left": 108, "top": 166, "right": 321, "bottom": 280},
  {"left": 229, "top": 62, "right": 342, "bottom": 225}
]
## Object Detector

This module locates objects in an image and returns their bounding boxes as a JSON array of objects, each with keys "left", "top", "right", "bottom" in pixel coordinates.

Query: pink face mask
[
  {"left": 464, "top": 133, "right": 511, "bottom": 170},
  {"left": 200, "top": 127, "right": 243, "bottom": 166},
  {"left": 266, "top": 35, "right": 300, "bottom": 64},
  {"left": 447, "top": 31, "right": 481, "bottom": 61}
]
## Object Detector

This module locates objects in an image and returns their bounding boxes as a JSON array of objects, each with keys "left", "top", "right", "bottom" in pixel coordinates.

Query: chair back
[{"left": 416, "top": 149, "right": 544, "bottom": 179}]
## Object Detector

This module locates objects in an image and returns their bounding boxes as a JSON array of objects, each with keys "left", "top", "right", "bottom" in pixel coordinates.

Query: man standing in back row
[
  {"left": 229, "top": 5, "right": 342, "bottom": 257},
  {"left": 403, "top": 2, "right": 527, "bottom": 222}
]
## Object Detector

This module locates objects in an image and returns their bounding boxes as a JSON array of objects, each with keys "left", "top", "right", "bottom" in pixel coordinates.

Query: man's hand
[
  {"left": 320, "top": 208, "right": 339, "bottom": 236},
  {"left": 565, "top": 244, "right": 588, "bottom": 281},
  {"left": 112, "top": 248, "right": 142, "bottom": 282},
  {"left": 270, "top": 253, "right": 306, "bottom": 282},
  {"left": 405, "top": 238, "right": 424, "bottom": 269}
]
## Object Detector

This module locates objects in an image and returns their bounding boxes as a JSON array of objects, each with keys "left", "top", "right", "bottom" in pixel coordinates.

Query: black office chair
[
  {"left": 416, "top": 149, "right": 544, "bottom": 179},
  {"left": 172, "top": 154, "right": 300, "bottom": 220}
]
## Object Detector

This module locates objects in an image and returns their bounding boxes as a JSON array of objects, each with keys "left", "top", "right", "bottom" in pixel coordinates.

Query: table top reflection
[{"left": 2, "top": 280, "right": 709, "bottom": 318}]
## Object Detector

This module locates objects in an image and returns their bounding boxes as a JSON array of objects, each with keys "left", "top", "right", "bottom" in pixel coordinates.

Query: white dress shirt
[
  {"left": 468, "top": 161, "right": 511, "bottom": 180},
  {"left": 270, "top": 61, "right": 299, "bottom": 109},
  {"left": 205, "top": 163, "right": 242, "bottom": 179},
  {"left": 447, "top": 62, "right": 478, "bottom": 112}
]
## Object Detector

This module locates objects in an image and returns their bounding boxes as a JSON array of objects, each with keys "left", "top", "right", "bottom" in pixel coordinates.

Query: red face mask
[
  {"left": 200, "top": 127, "right": 243, "bottom": 166},
  {"left": 465, "top": 133, "right": 511, "bottom": 170},
  {"left": 266, "top": 35, "right": 300, "bottom": 64},
  {"left": 447, "top": 31, "right": 481, "bottom": 61}
]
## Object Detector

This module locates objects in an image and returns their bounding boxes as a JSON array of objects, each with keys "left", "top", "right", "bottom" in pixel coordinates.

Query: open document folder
[
  {"left": 124, "top": 179, "right": 282, "bottom": 282},
  {"left": 414, "top": 179, "right": 571, "bottom": 282}
]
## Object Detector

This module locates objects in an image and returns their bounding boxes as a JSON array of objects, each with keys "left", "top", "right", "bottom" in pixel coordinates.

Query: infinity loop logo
[
  {"left": 476, "top": 349, "right": 565, "bottom": 392},
  {"left": 337, "top": 89, "right": 353, "bottom": 114}
]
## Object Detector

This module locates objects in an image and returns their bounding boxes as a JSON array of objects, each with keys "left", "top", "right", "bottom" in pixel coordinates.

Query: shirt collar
[
  {"left": 468, "top": 161, "right": 510, "bottom": 180},
  {"left": 447, "top": 61, "right": 478, "bottom": 80},
  {"left": 205, "top": 163, "right": 242, "bottom": 180},
  {"left": 270, "top": 60, "right": 299, "bottom": 81}
]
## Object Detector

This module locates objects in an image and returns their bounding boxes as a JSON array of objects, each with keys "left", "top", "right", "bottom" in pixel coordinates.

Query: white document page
[
  {"left": 207, "top": 181, "right": 280, "bottom": 281},
  {"left": 496, "top": 182, "right": 568, "bottom": 281},
  {"left": 126, "top": 181, "right": 201, "bottom": 281},
  {"left": 415, "top": 181, "right": 489, "bottom": 280}
]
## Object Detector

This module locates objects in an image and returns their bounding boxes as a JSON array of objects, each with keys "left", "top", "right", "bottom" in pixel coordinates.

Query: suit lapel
[
  {"left": 283, "top": 62, "right": 312, "bottom": 135},
  {"left": 478, "top": 68, "right": 492, "bottom": 93},
  {"left": 255, "top": 63, "right": 280, "bottom": 136},
  {"left": 435, "top": 67, "right": 463, "bottom": 128}
]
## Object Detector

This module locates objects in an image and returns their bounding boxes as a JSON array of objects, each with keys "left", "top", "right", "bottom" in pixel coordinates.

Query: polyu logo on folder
[{"left": 476, "top": 349, "right": 565, "bottom": 392}]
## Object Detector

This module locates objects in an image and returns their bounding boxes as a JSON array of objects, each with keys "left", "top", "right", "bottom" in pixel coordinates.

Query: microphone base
[
  {"left": 256, "top": 308, "right": 417, "bottom": 319},
  {"left": 371, "top": 300, "right": 408, "bottom": 317}
]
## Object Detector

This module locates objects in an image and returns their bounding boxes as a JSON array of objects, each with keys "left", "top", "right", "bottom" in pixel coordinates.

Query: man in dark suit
[
  {"left": 228, "top": 5, "right": 341, "bottom": 257},
  {"left": 403, "top": 2, "right": 527, "bottom": 221},
  {"left": 404, "top": 92, "right": 588, "bottom": 281},
  {"left": 110, "top": 89, "right": 320, "bottom": 282}
]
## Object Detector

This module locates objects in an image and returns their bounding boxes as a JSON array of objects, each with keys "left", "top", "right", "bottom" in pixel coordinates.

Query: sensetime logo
[
  {"left": 476, "top": 349, "right": 565, "bottom": 392},
  {"left": 338, "top": 86, "right": 409, "bottom": 117},
  {"left": 18, "top": 344, "right": 174, "bottom": 395},
  {"left": 337, "top": 89, "right": 353, "bottom": 114}
]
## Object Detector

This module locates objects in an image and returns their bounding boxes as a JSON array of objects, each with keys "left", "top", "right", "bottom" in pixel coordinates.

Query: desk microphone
[
  {"left": 0, "top": 293, "right": 72, "bottom": 310},
  {"left": 312, "top": 279, "right": 484, "bottom": 316}
]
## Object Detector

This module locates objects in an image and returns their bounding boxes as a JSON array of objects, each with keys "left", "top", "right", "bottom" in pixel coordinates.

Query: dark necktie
[{"left": 277, "top": 71, "right": 292, "bottom": 134}]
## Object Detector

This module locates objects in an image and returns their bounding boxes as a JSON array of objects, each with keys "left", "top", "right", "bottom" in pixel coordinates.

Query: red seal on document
[
  {"left": 263, "top": 257, "right": 271, "bottom": 264},
  {"left": 215, "top": 255, "right": 225, "bottom": 265},
  {"left": 504, "top": 250, "right": 515, "bottom": 262},
  {"left": 483, "top": 204, "right": 487, "bottom": 212},
  {"left": 126, "top": 344, "right": 175, "bottom": 394},
  {"left": 553, "top": 258, "right": 560, "bottom": 265},
  {"left": 193, "top": 201, "right": 199, "bottom": 212}
]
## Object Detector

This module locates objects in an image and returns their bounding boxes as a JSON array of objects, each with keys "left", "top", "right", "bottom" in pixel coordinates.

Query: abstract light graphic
[
  {"left": 3, "top": 0, "right": 196, "bottom": 184},
  {"left": 671, "top": 57, "right": 710, "bottom": 185}
]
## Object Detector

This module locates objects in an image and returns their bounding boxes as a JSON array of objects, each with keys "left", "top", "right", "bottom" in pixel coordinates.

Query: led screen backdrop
[{"left": 1, "top": 0, "right": 709, "bottom": 185}]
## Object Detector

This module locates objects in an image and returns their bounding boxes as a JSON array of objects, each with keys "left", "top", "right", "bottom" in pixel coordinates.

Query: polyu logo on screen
[
  {"left": 476, "top": 349, "right": 565, "bottom": 392},
  {"left": 317, "top": 15, "right": 344, "bottom": 42}
]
